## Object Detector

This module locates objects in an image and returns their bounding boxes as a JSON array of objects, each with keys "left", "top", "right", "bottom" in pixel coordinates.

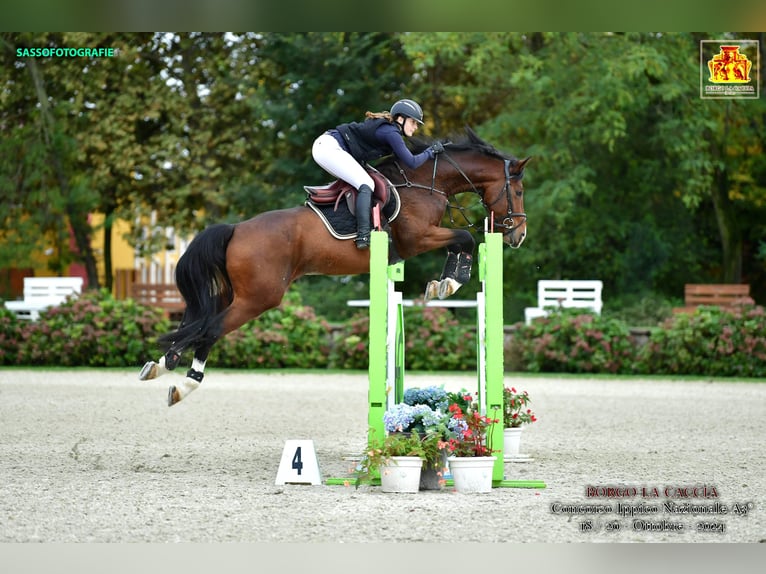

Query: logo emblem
[
  {"left": 708, "top": 45, "right": 752, "bottom": 83},
  {"left": 700, "top": 40, "right": 759, "bottom": 99}
]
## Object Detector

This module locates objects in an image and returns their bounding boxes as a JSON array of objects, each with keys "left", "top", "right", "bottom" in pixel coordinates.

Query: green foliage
[
  {"left": 3, "top": 290, "right": 765, "bottom": 377},
  {"left": 292, "top": 276, "right": 370, "bottom": 322},
  {"left": 3, "top": 32, "right": 765, "bottom": 316},
  {"left": 604, "top": 292, "right": 677, "bottom": 327},
  {"left": 506, "top": 309, "right": 637, "bottom": 374},
  {"left": 327, "top": 313, "right": 370, "bottom": 370},
  {"left": 329, "top": 305, "right": 477, "bottom": 371},
  {"left": 502, "top": 386, "right": 537, "bottom": 428},
  {"left": 8, "top": 290, "right": 169, "bottom": 367},
  {"left": 355, "top": 430, "right": 429, "bottom": 487},
  {"left": 0, "top": 308, "right": 22, "bottom": 365},
  {"left": 208, "top": 291, "right": 332, "bottom": 369},
  {"left": 636, "top": 305, "right": 766, "bottom": 377}
]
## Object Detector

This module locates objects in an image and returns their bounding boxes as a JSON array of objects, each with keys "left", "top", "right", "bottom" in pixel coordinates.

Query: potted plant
[
  {"left": 444, "top": 391, "right": 500, "bottom": 493},
  {"left": 355, "top": 429, "right": 427, "bottom": 493},
  {"left": 381, "top": 399, "right": 451, "bottom": 490},
  {"left": 356, "top": 394, "right": 454, "bottom": 493},
  {"left": 402, "top": 386, "right": 452, "bottom": 489},
  {"left": 502, "top": 386, "right": 537, "bottom": 458}
]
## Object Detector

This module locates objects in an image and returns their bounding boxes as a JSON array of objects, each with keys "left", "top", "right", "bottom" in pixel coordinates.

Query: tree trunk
[
  {"left": 103, "top": 207, "right": 114, "bottom": 291},
  {"left": 26, "top": 57, "right": 100, "bottom": 288},
  {"left": 711, "top": 166, "right": 742, "bottom": 282}
]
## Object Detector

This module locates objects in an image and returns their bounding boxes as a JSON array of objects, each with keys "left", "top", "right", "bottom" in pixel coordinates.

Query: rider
[{"left": 312, "top": 99, "right": 442, "bottom": 249}]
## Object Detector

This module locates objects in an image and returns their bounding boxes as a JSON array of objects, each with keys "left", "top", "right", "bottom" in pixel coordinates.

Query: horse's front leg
[{"left": 424, "top": 231, "right": 475, "bottom": 301}]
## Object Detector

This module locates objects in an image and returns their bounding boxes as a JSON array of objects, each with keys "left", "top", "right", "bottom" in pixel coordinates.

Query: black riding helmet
[{"left": 390, "top": 99, "right": 424, "bottom": 124}]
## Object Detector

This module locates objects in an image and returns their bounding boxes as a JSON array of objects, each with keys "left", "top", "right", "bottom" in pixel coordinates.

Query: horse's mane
[{"left": 406, "top": 126, "right": 515, "bottom": 161}]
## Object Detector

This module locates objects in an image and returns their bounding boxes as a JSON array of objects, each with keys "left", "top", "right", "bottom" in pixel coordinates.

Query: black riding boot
[{"left": 354, "top": 184, "right": 373, "bottom": 249}]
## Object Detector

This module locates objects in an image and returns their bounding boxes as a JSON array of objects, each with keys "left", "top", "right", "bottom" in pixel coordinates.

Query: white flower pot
[
  {"left": 379, "top": 456, "right": 423, "bottom": 493},
  {"left": 503, "top": 427, "right": 523, "bottom": 458},
  {"left": 448, "top": 456, "right": 495, "bottom": 493}
]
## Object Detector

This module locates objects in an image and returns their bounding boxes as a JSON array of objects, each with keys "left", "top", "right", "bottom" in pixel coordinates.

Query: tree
[{"left": 400, "top": 32, "right": 766, "bottom": 319}]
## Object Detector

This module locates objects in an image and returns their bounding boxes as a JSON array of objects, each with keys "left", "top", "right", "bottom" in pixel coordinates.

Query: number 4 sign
[{"left": 275, "top": 440, "right": 323, "bottom": 485}]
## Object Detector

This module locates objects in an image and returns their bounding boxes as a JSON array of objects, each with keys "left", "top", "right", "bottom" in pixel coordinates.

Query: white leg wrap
[
  {"left": 175, "top": 378, "right": 200, "bottom": 401},
  {"left": 175, "top": 357, "right": 206, "bottom": 401},
  {"left": 191, "top": 357, "right": 206, "bottom": 373},
  {"left": 157, "top": 356, "right": 170, "bottom": 376}
]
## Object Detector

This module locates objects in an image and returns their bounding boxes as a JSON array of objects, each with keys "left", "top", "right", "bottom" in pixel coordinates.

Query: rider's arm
[{"left": 375, "top": 124, "right": 434, "bottom": 169}]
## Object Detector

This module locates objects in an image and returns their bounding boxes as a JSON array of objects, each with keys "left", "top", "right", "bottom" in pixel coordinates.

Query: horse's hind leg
[
  {"left": 138, "top": 355, "right": 170, "bottom": 381},
  {"left": 165, "top": 296, "right": 278, "bottom": 406},
  {"left": 167, "top": 351, "right": 209, "bottom": 406}
]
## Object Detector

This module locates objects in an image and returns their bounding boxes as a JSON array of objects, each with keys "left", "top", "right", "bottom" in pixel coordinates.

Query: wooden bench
[
  {"left": 673, "top": 284, "right": 754, "bottom": 314},
  {"left": 524, "top": 280, "right": 603, "bottom": 325},
  {"left": 4, "top": 276, "right": 84, "bottom": 320},
  {"left": 131, "top": 283, "right": 186, "bottom": 319}
]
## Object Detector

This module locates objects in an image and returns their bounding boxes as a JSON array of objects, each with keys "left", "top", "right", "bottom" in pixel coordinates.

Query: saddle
[{"left": 304, "top": 167, "right": 394, "bottom": 216}]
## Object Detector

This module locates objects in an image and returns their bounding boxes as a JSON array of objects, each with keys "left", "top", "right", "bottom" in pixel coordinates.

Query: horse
[{"left": 138, "top": 126, "right": 530, "bottom": 406}]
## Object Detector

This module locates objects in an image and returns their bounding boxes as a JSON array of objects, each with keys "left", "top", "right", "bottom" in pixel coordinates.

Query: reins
[{"left": 391, "top": 149, "right": 527, "bottom": 234}]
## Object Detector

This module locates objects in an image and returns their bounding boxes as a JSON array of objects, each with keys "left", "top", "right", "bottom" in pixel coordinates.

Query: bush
[
  {"left": 208, "top": 291, "right": 333, "bottom": 368},
  {"left": 604, "top": 292, "right": 676, "bottom": 326},
  {"left": 329, "top": 305, "right": 477, "bottom": 371},
  {"left": 506, "top": 309, "right": 637, "bottom": 374},
  {"left": 0, "top": 308, "right": 22, "bottom": 365},
  {"left": 12, "top": 289, "right": 170, "bottom": 367},
  {"left": 636, "top": 305, "right": 766, "bottom": 377}
]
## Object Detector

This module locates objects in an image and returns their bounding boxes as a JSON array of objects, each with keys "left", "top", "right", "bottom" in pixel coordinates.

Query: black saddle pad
[{"left": 306, "top": 188, "right": 401, "bottom": 241}]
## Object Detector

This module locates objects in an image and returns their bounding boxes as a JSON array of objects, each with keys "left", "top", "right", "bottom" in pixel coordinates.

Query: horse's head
[
  {"left": 481, "top": 154, "right": 530, "bottom": 248},
  {"left": 438, "top": 128, "right": 530, "bottom": 248}
]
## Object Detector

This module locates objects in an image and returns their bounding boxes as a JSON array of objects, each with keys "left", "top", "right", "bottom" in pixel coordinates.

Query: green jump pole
[
  {"left": 479, "top": 232, "right": 505, "bottom": 482},
  {"left": 367, "top": 231, "right": 389, "bottom": 445}
]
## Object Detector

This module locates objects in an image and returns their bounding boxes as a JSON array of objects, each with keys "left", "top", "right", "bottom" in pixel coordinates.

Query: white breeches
[{"left": 312, "top": 133, "right": 374, "bottom": 190}]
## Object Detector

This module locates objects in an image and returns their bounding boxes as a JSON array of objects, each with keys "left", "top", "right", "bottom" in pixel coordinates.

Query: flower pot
[
  {"left": 379, "top": 456, "right": 423, "bottom": 493},
  {"left": 448, "top": 456, "right": 495, "bottom": 493},
  {"left": 503, "top": 427, "right": 523, "bottom": 458},
  {"left": 419, "top": 450, "right": 448, "bottom": 491}
]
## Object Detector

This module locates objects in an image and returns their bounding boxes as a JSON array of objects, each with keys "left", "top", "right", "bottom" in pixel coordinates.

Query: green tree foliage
[
  {"left": 400, "top": 32, "right": 766, "bottom": 318},
  {"left": 1, "top": 32, "right": 763, "bottom": 321},
  {"left": 235, "top": 32, "right": 413, "bottom": 214}
]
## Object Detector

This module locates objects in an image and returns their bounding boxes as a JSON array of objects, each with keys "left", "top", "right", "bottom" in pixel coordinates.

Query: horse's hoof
[
  {"left": 139, "top": 361, "right": 159, "bottom": 381},
  {"left": 424, "top": 280, "right": 439, "bottom": 302},
  {"left": 168, "top": 386, "right": 181, "bottom": 407},
  {"left": 437, "top": 278, "right": 461, "bottom": 300}
]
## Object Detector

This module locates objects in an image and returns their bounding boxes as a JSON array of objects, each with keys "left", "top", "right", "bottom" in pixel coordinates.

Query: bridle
[
  {"left": 391, "top": 150, "right": 527, "bottom": 234},
  {"left": 482, "top": 157, "right": 528, "bottom": 234}
]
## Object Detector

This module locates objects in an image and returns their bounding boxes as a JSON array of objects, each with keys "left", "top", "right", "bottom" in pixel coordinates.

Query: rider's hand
[{"left": 430, "top": 141, "right": 445, "bottom": 154}]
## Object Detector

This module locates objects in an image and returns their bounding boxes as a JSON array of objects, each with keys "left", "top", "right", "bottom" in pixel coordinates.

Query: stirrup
[{"left": 355, "top": 234, "right": 371, "bottom": 249}]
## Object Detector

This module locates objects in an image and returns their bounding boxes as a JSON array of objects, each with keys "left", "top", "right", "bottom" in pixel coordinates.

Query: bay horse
[{"left": 139, "top": 126, "right": 530, "bottom": 406}]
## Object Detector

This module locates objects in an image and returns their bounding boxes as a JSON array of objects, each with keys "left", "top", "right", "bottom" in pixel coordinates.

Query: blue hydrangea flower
[
  {"left": 383, "top": 403, "right": 417, "bottom": 432},
  {"left": 403, "top": 386, "right": 449, "bottom": 412}
]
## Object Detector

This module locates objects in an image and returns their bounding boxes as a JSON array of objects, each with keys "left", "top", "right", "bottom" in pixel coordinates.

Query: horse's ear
[{"left": 516, "top": 156, "right": 532, "bottom": 170}]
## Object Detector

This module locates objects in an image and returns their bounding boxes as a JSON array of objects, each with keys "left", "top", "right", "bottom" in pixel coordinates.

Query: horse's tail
[{"left": 158, "top": 223, "right": 235, "bottom": 358}]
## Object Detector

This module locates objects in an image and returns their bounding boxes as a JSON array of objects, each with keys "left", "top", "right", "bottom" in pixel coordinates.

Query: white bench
[
  {"left": 4, "top": 276, "right": 84, "bottom": 320},
  {"left": 524, "top": 280, "right": 603, "bottom": 325}
]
